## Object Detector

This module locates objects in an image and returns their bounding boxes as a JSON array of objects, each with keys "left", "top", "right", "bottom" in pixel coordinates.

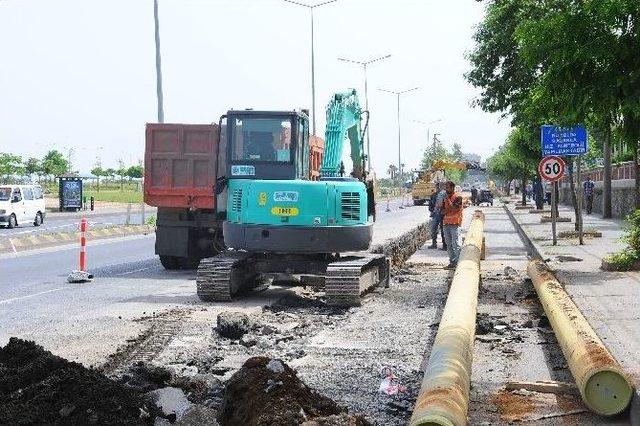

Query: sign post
[
  {"left": 541, "top": 125, "right": 588, "bottom": 245},
  {"left": 539, "top": 156, "right": 566, "bottom": 246}
]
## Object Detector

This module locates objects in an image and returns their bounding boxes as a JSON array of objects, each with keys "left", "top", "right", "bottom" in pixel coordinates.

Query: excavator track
[
  {"left": 325, "top": 254, "right": 390, "bottom": 307},
  {"left": 196, "top": 252, "right": 248, "bottom": 302}
]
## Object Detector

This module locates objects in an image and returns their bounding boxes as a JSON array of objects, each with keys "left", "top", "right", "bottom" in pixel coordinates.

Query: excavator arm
[{"left": 320, "top": 89, "right": 368, "bottom": 180}]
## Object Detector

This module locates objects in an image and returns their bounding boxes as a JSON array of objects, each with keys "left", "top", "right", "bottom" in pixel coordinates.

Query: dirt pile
[
  {"left": 217, "top": 357, "right": 368, "bottom": 426},
  {"left": 0, "top": 338, "right": 161, "bottom": 425}
]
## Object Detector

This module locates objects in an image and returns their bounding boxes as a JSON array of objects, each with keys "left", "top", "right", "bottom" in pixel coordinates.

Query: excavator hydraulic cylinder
[
  {"left": 410, "top": 211, "right": 485, "bottom": 426},
  {"left": 527, "top": 260, "right": 633, "bottom": 416}
]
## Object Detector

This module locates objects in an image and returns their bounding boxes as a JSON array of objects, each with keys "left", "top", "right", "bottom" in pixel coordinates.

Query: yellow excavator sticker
[
  {"left": 258, "top": 192, "right": 267, "bottom": 206},
  {"left": 271, "top": 206, "right": 299, "bottom": 216}
]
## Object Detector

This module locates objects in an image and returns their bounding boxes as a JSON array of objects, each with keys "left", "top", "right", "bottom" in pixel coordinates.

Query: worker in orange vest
[{"left": 442, "top": 181, "right": 464, "bottom": 269}]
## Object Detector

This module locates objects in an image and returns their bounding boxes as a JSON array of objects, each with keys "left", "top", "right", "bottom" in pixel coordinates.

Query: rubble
[
  {"left": 0, "top": 338, "right": 162, "bottom": 425},
  {"left": 217, "top": 356, "right": 365, "bottom": 426},
  {"left": 216, "top": 311, "right": 251, "bottom": 339}
]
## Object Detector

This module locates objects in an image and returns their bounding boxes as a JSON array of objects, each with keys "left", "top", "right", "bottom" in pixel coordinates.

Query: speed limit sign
[{"left": 539, "top": 156, "right": 566, "bottom": 182}]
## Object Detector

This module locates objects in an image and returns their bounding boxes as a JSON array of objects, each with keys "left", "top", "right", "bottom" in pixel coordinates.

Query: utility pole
[
  {"left": 338, "top": 54, "right": 392, "bottom": 171},
  {"left": 284, "top": 0, "right": 338, "bottom": 136},
  {"left": 153, "top": 0, "right": 164, "bottom": 123},
  {"left": 379, "top": 87, "right": 419, "bottom": 180}
]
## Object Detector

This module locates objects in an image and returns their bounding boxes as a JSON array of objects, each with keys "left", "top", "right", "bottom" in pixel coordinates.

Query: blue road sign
[{"left": 541, "top": 125, "right": 588, "bottom": 156}]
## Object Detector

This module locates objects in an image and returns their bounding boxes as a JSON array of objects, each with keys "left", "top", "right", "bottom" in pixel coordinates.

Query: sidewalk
[{"left": 506, "top": 199, "right": 640, "bottom": 415}]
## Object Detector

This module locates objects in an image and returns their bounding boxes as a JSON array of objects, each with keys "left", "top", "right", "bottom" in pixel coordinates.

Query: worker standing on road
[
  {"left": 583, "top": 177, "right": 595, "bottom": 214},
  {"left": 470, "top": 186, "right": 478, "bottom": 206},
  {"left": 442, "top": 181, "right": 464, "bottom": 269},
  {"left": 428, "top": 182, "right": 447, "bottom": 251}
]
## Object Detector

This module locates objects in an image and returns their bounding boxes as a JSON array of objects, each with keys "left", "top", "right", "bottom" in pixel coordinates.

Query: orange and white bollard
[
  {"left": 67, "top": 217, "right": 93, "bottom": 283},
  {"left": 79, "top": 217, "right": 87, "bottom": 271}
]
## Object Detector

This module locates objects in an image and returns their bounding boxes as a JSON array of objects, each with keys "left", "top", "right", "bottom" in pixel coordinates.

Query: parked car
[{"left": 0, "top": 185, "right": 46, "bottom": 228}]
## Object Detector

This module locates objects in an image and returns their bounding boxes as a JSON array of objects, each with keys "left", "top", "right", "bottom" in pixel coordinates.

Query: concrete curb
[
  {"left": 0, "top": 225, "right": 155, "bottom": 254},
  {"left": 504, "top": 203, "right": 640, "bottom": 422}
]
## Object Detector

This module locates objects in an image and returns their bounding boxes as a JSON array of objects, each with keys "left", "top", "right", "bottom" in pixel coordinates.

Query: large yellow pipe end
[
  {"left": 583, "top": 368, "right": 633, "bottom": 416},
  {"left": 409, "top": 414, "right": 456, "bottom": 426}
]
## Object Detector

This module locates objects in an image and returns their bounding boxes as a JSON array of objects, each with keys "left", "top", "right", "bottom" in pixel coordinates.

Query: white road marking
[
  {"left": 8, "top": 238, "right": 16, "bottom": 253},
  {"left": 0, "top": 287, "right": 66, "bottom": 304},
  {"left": 114, "top": 266, "right": 153, "bottom": 276}
]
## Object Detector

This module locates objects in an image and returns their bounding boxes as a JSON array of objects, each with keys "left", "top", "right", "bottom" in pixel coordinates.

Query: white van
[{"left": 0, "top": 185, "right": 46, "bottom": 228}]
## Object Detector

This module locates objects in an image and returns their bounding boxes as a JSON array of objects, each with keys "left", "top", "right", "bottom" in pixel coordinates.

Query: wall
[{"left": 559, "top": 179, "right": 636, "bottom": 219}]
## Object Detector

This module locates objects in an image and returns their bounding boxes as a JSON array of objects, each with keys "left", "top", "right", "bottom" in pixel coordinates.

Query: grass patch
[{"left": 83, "top": 189, "right": 142, "bottom": 203}]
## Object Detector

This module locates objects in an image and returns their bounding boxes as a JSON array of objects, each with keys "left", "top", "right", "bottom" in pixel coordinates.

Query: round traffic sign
[{"left": 539, "top": 156, "right": 566, "bottom": 182}]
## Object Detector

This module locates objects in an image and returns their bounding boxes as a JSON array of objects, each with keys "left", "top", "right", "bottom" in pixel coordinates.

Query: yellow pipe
[
  {"left": 527, "top": 260, "right": 633, "bottom": 416},
  {"left": 410, "top": 211, "right": 485, "bottom": 426}
]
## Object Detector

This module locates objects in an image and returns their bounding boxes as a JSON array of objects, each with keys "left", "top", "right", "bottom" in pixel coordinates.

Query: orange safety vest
[{"left": 443, "top": 193, "right": 463, "bottom": 226}]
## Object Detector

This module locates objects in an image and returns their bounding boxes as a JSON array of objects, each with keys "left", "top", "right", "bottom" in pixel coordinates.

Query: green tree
[
  {"left": 116, "top": 159, "right": 127, "bottom": 191},
  {"left": 105, "top": 168, "right": 116, "bottom": 182},
  {"left": 0, "top": 153, "right": 24, "bottom": 183},
  {"left": 41, "top": 149, "right": 68, "bottom": 182},
  {"left": 91, "top": 166, "right": 105, "bottom": 192},
  {"left": 126, "top": 165, "right": 143, "bottom": 179},
  {"left": 24, "top": 157, "right": 41, "bottom": 181}
]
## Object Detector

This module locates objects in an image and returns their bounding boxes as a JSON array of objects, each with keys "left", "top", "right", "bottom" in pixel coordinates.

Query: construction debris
[
  {"left": 505, "top": 380, "right": 578, "bottom": 395},
  {"left": 0, "top": 338, "right": 162, "bottom": 425},
  {"left": 217, "top": 356, "right": 367, "bottom": 426}
]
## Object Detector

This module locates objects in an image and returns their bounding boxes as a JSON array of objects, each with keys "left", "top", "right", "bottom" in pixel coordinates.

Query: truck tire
[
  {"left": 159, "top": 255, "right": 180, "bottom": 270},
  {"left": 179, "top": 256, "right": 201, "bottom": 270},
  {"left": 7, "top": 214, "right": 17, "bottom": 229}
]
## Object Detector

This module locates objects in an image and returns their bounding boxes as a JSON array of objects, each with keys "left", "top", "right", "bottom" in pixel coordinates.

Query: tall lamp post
[
  {"left": 284, "top": 0, "right": 337, "bottom": 136},
  {"left": 338, "top": 54, "right": 392, "bottom": 172},
  {"left": 379, "top": 87, "right": 419, "bottom": 181},
  {"left": 153, "top": 0, "right": 164, "bottom": 123}
]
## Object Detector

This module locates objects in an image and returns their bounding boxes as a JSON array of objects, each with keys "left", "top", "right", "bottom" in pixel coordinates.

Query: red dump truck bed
[{"left": 144, "top": 123, "right": 220, "bottom": 210}]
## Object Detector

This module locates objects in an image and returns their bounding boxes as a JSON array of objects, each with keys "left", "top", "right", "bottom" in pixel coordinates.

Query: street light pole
[
  {"left": 379, "top": 87, "right": 419, "bottom": 181},
  {"left": 153, "top": 0, "right": 164, "bottom": 123},
  {"left": 338, "top": 54, "right": 391, "bottom": 172},
  {"left": 284, "top": 0, "right": 338, "bottom": 136}
]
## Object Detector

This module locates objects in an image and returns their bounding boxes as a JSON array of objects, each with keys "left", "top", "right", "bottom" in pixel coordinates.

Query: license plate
[{"left": 271, "top": 206, "right": 299, "bottom": 216}]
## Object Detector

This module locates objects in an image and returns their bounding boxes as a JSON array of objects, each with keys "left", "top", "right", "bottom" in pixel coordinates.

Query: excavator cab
[{"left": 226, "top": 110, "right": 309, "bottom": 181}]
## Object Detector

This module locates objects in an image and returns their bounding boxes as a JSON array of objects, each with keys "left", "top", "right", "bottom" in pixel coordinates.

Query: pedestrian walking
[
  {"left": 583, "top": 177, "right": 595, "bottom": 214},
  {"left": 428, "top": 182, "right": 447, "bottom": 251},
  {"left": 442, "top": 181, "right": 464, "bottom": 269}
]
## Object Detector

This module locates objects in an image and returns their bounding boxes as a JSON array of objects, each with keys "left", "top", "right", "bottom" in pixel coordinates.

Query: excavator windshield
[
  {"left": 226, "top": 111, "right": 309, "bottom": 180},
  {"left": 230, "top": 116, "right": 293, "bottom": 163}
]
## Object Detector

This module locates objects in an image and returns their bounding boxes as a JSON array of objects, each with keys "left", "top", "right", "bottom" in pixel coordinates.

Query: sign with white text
[{"left": 541, "top": 125, "right": 587, "bottom": 156}]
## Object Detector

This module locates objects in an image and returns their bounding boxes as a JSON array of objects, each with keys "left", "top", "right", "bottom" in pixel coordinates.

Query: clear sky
[{"left": 0, "top": 0, "right": 510, "bottom": 175}]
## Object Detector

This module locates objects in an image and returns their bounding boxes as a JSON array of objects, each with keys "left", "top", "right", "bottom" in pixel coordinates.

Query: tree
[
  {"left": 105, "top": 168, "right": 116, "bottom": 182},
  {"left": 0, "top": 153, "right": 24, "bottom": 183},
  {"left": 24, "top": 157, "right": 41, "bottom": 181},
  {"left": 126, "top": 165, "right": 143, "bottom": 180},
  {"left": 91, "top": 166, "right": 105, "bottom": 192},
  {"left": 116, "top": 159, "right": 127, "bottom": 191},
  {"left": 386, "top": 164, "right": 398, "bottom": 181},
  {"left": 41, "top": 150, "right": 68, "bottom": 182},
  {"left": 469, "top": 0, "right": 640, "bottom": 215}
]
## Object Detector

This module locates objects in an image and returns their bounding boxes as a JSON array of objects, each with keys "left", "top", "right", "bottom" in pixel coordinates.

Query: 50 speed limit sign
[{"left": 538, "top": 156, "right": 566, "bottom": 182}]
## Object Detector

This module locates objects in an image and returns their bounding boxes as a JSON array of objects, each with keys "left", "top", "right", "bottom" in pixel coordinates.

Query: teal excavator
[{"left": 196, "top": 89, "right": 389, "bottom": 306}]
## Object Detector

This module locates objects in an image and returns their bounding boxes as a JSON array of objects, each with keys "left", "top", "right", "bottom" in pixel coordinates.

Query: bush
[
  {"left": 145, "top": 215, "right": 157, "bottom": 226},
  {"left": 604, "top": 209, "right": 640, "bottom": 270}
]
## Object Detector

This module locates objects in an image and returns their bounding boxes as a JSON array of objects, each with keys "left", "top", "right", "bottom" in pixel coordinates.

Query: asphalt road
[{"left": 0, "top": 197, "right": 424, "bottom": 364}]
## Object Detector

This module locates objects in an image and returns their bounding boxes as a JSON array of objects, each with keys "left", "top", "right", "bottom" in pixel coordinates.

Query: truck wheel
[
  {"left": 179, "top": 256, "right": 201, "bottom": 270},
  {"left": 7, "top": 214, "right": 17, "bottom": 229},
  {"left": 34, "top": 212, "right": 43, "bottom": 227},
  {"left": 159, "top": 255, "right": 180, "bottom": 270}
]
